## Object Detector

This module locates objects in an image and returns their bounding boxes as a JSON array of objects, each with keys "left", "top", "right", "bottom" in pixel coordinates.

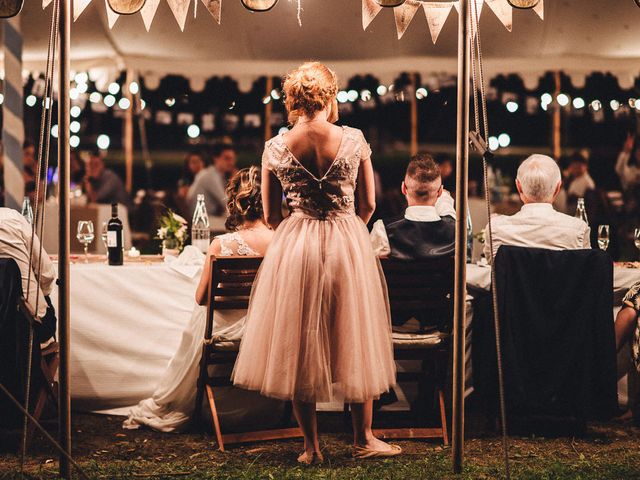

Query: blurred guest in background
[
  {"left": 484, "top": 154, "right": 591, "bottom": 260},
  {"left": 614, "top": 282, "right": 640, "bottom": 425},
  {"left": 371, "top": 154, "right": 455, "bottom": 259},
  {"left": 84, "top": 150, "right": 130, "bottom": 207},
  {"left": 566, "top": 152, "right": 596, "bottom": 201},
  {"left": 23, "top": 140, "right": 36, "bottom": 185},
  {"left": 436, "top": 155, "right": 455, "bottom": 193},
  {"left": 187, "top": 144, "right": 236, "bottom": 217},
  {"left": 176, "top": 149, "right": 207, "bottom": 215},
  {"left": 70, "top": 149, "right": 85, "bottom": 187},
  {"left": 616, "top": 133, "right": 640, "bottom": 192}
]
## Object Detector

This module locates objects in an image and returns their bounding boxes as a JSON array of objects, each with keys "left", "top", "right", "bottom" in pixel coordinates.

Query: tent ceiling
[{"left": 12, "top": 0, "right": 640, "bottom": 90}]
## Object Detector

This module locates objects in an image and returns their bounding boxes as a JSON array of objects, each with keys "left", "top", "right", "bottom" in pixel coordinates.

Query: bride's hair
[
  {"left": 225, "top": 166, "right": 263, "bottom": 231},
  {"left": 283, "top": 61, "right": 339, "bottom": 125}
]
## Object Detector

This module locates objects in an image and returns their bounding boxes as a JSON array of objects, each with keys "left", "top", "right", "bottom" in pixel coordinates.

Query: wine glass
[
  {"left": 77, "top": 220, "right": 95, "bottom": 263},
  {"left": 634, "top": 228, "right": 640, "bottom": 256},
  {"left": 101, "top": 222, "right": 108, "bottom": 249},
  {"left": 597, "top": 225, "right": 610, "bottom": 251}
]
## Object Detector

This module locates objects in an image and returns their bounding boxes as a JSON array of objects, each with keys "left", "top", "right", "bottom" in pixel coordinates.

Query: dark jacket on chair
[{"left": 474, "top": 246, "right": 618, "bottom": 429}]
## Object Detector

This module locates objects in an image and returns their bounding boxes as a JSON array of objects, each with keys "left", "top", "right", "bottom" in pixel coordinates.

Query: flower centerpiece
[{"left": 157, "top": 209, "right": 188, "bottom": 256}]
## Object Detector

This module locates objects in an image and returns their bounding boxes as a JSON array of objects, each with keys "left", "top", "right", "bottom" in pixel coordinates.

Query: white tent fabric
[{"left": 11, "top": 0, "right": 640, "bottom": 90}]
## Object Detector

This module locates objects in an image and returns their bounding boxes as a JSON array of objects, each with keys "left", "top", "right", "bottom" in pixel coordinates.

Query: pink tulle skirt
[{"left": 232, "top": 213, "right": 396, "bottom": 403}]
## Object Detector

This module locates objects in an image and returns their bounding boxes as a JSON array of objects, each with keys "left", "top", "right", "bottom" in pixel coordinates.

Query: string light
[
  {"left": 77, "top": 82, "right": 88, "bottom": 94},
  {"left": 540, "top": 93, "right": 552, "bottom": 105},
  {"left": 610, "top": 100, "right": 620, "bottom": 111},
  {"left": 262, "top": 96, "right": 271, "bottom": 105},
  {"left": 360, "top": 90, "right": 372, "bottom": 102},
  {"left": 70, "top": 135, "right": 80, "bottom": 148},
  {"left": 97, "top": 134, "right": 110, "bottom": 150},
  {"left": 488, "top": 136, "right": 499, "bottom": 151},
  {"left": 74, "top": 72, "right": 88, "bottom": 84},
  {"left": 70, "top": 105, "right": 82, "bottom": 118},
  {"left": 165, "top": 97, "right": 176, "bottom": 107},
  {"left": 498, "top": 133, "right": 511, "bottom": 148},
  {"left": 26, "top": 95, "right": 37, "bottom": 107},
  {"left": 591, "top": 100, "right": 602, "bottom": 111},
  {"left": 118, "top": 97, "right": 131, "bottom": 110},
  {"left": 70, "top": 120, "right": 80, "bottom": 133},
  {"left": 416, "top": 87, "right": 428, "bottom": 100},
  {"left": 104, "top": 95, "right": 116, "bottom": 107},
  {"left": 270, "top": 89, "right": 281, "bottom": 100},
  {"left": 572, "top": 97, "right": 585, "bottom": 109},
  {"left": 187, "top": 124, "right": 200, "bottom": 138},
  {"left": 337, "top": 91, "right": 349, "bottom": 103},
  {"left": 556, "top": 93, "right": 570, "bottom": 107},
  {"left": 506, "top": 101, "right": 518, "bottom": 113},
  {"left": 69, "top": 87, "right": 79, "bottom": 100},
  {"left": 51, "top": 124, "right": 58, "bottom": 138},
  {"left": 108, "top": 82, "right": 120, "bottom": 95},
  {"left": 376, "top": 85, "right": 387, "bottom": 96},
  {"left": 129, "top": 82, "right": 140, "bottom": 95},
  {"left": 89, "top": 92, "right": 102, "bottom": 103},
  {"left": 0, "top": 93, "right": 4, "bottom": 105}
]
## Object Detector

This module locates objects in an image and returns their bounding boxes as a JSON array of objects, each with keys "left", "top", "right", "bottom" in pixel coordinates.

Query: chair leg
[
  {"left": 438, "top": 389, "right": 449, "bottom": 446},
  {"left": 25, "top": 387, "right": 48, "bottom": 449},
  {"left": 205, "top": 385, "right": 225, "bottom": 452}
]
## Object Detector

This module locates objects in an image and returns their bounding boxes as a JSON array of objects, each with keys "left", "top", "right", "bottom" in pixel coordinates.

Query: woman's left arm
[
  {"left": 356, "top": 154, "right": 377, "bottom": 224},
  {"left": 195, "top": 238, "right": 221, "bottom": 305}
]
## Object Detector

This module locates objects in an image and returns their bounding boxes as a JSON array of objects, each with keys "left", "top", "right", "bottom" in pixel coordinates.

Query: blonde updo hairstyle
[
  {"left": 283, "top": 62, "right": 339, "bottom": 125},
  {"left": 225, "top": 166, "right": 263, "bottom": 231}
]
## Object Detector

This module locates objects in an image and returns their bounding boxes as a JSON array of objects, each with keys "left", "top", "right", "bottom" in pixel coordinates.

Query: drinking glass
[
  {"left": 635, "top": 228, "right": 640, "bottom": 256},
  {"left": 77, "top": 220, "right": 95, "bottom": 263},
  {"left": 101, "top": 222, "right": 108, "bottom": 249},
  {"left": 597, "top": 225, "right": 610, "bottom": 251}
]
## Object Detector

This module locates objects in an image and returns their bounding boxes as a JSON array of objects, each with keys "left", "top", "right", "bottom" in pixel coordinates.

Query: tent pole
[
  {"left": 264, "top": 76, "right": 273, "bottom": 143},
  {"left": 124, "top": 69, "right": 135, "bottom": 193},
  {"left": 553, "top": 71, "right": 561, "bottom": 160},
  {"left": 57, "top": 0, "right": 72, "bottom": 477},
  {"left": 410, "top": 72, "right": 418, "bottom": 156},
  {"left": 452, "top": 0, "right": 470, "bottom": 474}
]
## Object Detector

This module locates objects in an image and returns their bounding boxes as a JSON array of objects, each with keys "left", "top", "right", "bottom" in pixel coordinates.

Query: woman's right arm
[
  {"left": 262, "top": 164, "right": 283, "bottom": 230},
  {"left": 195, "top": 238, "right": 221, "bottom": 305}
]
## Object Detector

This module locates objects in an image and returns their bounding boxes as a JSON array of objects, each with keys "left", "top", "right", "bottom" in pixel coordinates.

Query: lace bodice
[
  {"left": 262, "top": 126, "right": 372, "bottom": 220},
  {"left": 217, "top": 232, "right": 260, "bottom": 256}
]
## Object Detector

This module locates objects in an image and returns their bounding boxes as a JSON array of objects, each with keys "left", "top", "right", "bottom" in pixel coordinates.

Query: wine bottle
[{"left": 107, "top": 203, "right": 124, "bottom": 266}]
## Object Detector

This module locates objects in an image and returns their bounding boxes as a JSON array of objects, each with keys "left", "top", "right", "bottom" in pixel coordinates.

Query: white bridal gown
[{"left": 123, "top": 233, "right": 284, "bottom": 433}]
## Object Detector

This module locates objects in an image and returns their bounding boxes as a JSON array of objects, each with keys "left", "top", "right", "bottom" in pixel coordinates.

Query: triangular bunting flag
[
  {"left": 201, "top": 0, "right": 222, "bottom": 25},
  {"left": 393, "top": 0, "right": 421, "bottom": 40},
  {"left": 43, "top": 0, "right": 53, "bottom": 7},
  {"left": 74, "top": 0, "right": 92, "bottom": 21},
  {"left": 140, "top": 0, "right": 160, "bottom": 31},
  {"left": 485, "top": 0, "right": 512, "bottom": 31},
  {"left": 362, "top": 0, "right": 382, "bottom": 30},
  {"left": 422, "top": 2, "right": 454, "bottom": 44},
  {"left": 533, "top": 0, "right": 544, "bottom": 20},
  {"left": 167, "top": 0, "right": 191, "bottom": 31},
  {"left": 105, "top": 0, "right": 119, "bottom": 28}
]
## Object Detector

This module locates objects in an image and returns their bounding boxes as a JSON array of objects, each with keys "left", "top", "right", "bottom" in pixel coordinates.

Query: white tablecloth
[{"left": 50, "top": 262, "right": 200, "bottom": 411}]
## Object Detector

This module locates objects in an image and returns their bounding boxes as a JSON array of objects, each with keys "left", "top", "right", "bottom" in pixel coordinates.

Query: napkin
[{"left": 164, "top": 245, "right": 205, "bottom": 279}]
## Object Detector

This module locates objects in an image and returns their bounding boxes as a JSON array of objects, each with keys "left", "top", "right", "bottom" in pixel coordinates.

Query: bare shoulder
[{"left": 207, "top": 237, "right": 222, "bottom": 257}]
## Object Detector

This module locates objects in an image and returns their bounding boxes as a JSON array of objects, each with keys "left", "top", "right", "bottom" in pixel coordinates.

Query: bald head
[
  {"left": 516, "top": 154, "right": 562, "bottom": 204},
  {"left": 402, "top": 154, "right": 443, "bottom": 206}
]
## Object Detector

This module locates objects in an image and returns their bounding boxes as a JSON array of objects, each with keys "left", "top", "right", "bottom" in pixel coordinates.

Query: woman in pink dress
[{"left": 232, "top": 62, "right": 399, "bottom": 463}]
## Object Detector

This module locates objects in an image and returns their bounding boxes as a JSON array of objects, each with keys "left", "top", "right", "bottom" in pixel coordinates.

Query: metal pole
[
  {"left": 452, "top": 0, "right": 470, "bottom": 473},
  {"left": 552, "top": 71, "right": 561, "bottom": 160},
  {"left": 124, "top": 69, "right": 134, "bottom": 193},
  {"left": 57, "top": 0, "right": 72, "bottom": 476},
  {"left": 264, "top": 76, "right": 273, "bottom": 143}
]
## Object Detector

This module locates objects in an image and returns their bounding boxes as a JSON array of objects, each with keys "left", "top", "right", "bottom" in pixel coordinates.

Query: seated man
[
  {"left": 84, "top": 150, "right": 130, "bottom": 207},
  {"left": 483, "top": 154, "right": 591, "bottom": 260},
  {"left": 0, "top": 207, "right": 57, "bottom": 344},
  {"left": 370, "top": 153, "right": 456, "bottom": 260}
]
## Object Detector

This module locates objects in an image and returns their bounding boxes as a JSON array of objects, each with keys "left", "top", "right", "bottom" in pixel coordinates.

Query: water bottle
[
  {"left": 192, "top": 194, "right": 210, "bottom": 253},
  {"left": 575, "top": 197, "right": 588, "bottom": 225},
  {"left": 21, "top": 196, "right": 34, "bottom": 225}
]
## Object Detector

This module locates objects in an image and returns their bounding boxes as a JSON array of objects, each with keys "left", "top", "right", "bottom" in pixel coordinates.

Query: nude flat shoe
[
  {"left": 352, "top": 444, "right": 402, "bottom": 459},
  {"left": 297, "top": 451, "right": 324, "bottom": 465}
]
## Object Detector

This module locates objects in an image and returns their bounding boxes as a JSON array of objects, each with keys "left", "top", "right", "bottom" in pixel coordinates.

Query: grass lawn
[{"left": 1, "top": 413, "right": 639, "bottom": 479}]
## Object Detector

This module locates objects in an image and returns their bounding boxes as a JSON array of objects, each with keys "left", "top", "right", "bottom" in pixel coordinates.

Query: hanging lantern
[
  {"left": 375, "top": 0, "right": 406, "bottom": 6},
  {"left": 240, "top": 0, "right": 278, "bottom": 11},
  {"left": 0, "top": 0, "right": 23, "bottom": 18},
  {"left": 507, "top": 0, "right": 539, "bottom": 8},
  {"left": 108, "top": 0, "right": 147, "bottom": 14}
]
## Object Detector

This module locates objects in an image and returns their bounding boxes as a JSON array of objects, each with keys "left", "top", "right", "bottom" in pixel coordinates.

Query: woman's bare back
[{"left": 283, "top": 122, "right": 345, "bottom": 179}]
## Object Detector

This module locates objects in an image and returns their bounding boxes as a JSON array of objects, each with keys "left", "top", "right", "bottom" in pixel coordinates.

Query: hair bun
[
  {"left": 225, "top": 166, "right": 263, "bottom": 231},
  {"left": 283, "top": 62, "right": 338, "bottom": 124}
]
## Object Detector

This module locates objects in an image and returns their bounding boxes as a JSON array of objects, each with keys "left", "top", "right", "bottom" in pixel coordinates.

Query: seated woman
[
  {"left": 614, "top": 282, "right": 640, "bottom": 424},
  {"left": 124, "top": 166, "right": 282, "bottom": 432}
]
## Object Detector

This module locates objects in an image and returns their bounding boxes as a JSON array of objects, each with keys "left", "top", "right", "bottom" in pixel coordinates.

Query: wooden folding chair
[
  {"left": 365, "top": 256, "right": 454, "bottom": 445},
  {"left": 192, "top": 256, "right": 302, "bottom": 451},
  {"left": 17, "top": 301, "right": 60, "bottom": 449}
]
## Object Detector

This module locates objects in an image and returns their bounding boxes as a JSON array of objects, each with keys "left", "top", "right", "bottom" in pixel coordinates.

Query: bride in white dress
[{"left": 124, "top": 166, "right": 282, "bottom": 432}]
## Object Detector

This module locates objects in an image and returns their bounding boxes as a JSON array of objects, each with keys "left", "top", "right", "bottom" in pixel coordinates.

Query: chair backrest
[
  {"left": 492, "top": 245, "right": 617, "bottom": 419},
  {"left": 381, "top": 256, "right": 454, "bottom": 331},
  {"left": 205, "top": 256, "right": 263, "bottom": 341}
]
